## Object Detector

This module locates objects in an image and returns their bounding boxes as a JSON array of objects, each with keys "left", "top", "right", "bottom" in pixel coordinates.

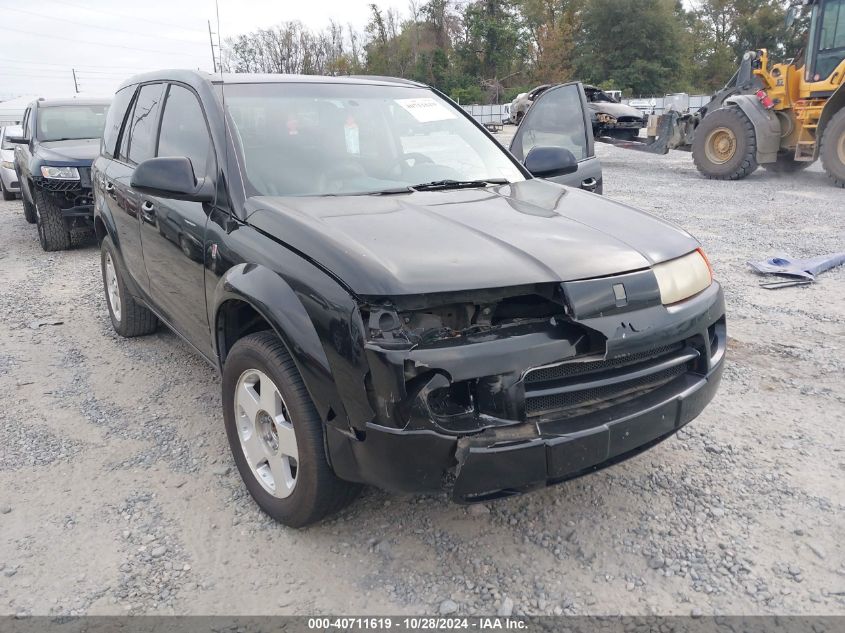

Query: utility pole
[
  {"left": 72, "top": 68, "right": 79, "bottom": 94},
  {"left": 208, "top": 20, "right": 218, "bottom": 73}
]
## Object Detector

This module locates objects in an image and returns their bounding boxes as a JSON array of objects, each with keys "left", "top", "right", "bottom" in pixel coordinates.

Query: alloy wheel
[
  {"left": 104, "top": 252, "right": 122, "bottom": 322},
  {"left": 234, "top": 369, "right": 299, "bottom": 498}
]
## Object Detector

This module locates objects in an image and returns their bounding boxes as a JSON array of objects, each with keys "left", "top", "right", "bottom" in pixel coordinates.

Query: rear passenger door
[
  {"left": 509, "top": 82, "right": 603, "bottom": 194},
  {"left": 138, "top": 82, "right": 215, "bottom": 357}
]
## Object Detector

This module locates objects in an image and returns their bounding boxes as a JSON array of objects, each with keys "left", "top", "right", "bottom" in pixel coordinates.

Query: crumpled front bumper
[{"left": 328, "top": 281, "right": 726, "bottom": 501}]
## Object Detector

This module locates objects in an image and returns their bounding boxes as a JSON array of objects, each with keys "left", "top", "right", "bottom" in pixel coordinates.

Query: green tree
[{"left": 574, "top": 0, "right": 688, "bottom": 95}]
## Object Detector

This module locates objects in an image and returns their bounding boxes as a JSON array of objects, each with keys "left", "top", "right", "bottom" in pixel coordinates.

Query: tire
[
  {"left": 692, "top": 107, "right": 758, "bottom": 180},
  {"left": 22, "top": 192, "right": 37, "bottom": 224},
  {"left": 222, "top": 331, "right": 361, "bottom": 527},
  {"left": 100, "top": 236, "right": 158, "bottom": 337},
  {"left": 820, "top": 107, "right": 845, "bottom": 188},
  {"left": 762, "top": 151, "right": 813, "bottom": 173},
  {"left": 1, "top": 180, "right": 14, "bottom": 201},
  {"left": 34, "top": 188, "right": 70, "bottom": 251}
]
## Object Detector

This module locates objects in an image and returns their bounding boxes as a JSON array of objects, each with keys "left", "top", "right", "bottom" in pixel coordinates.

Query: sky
[{"left": 0, "top": 0, "right": 391, "bottom": 100}]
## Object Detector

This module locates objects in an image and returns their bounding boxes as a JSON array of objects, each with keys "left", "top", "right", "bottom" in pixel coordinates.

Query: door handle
[
  {"left": 581, "top": 177, "right": 598, "bottom": 192},
  {"left": 104, "top": 181, "right": 114, "bottom": 194},
  {"left": 140, "top": 200, "right": 156, "bottom": 223}
]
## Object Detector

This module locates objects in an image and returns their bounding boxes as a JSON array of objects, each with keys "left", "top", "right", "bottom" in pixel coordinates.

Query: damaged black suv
[
  {"left": 93, "top": 71, "right": 726, "bottom": 527},
  {"left": 10, "top": 98, "right": 109, "bottom": 250}
]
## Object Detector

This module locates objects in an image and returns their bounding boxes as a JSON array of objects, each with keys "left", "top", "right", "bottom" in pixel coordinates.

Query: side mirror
[
  {"left": 6, "top": 135, "right": 28, "bottom": 144},
  {"left": 130, "top": 157, "right": 213, "bottom": 203},
  {"left": 524, "top": 146, "right": 578, "bottom": 178}
]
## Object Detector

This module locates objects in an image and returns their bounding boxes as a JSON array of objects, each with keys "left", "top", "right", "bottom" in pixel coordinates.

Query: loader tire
[
  {"left": 692, "top": 107, "right": 758, "bottom": 180},
  {"left": 762, "top": 151, "right": 813, "bottom": 173},
  {"left": 820, "top": 107, "right": 845, "bottom": 188}
]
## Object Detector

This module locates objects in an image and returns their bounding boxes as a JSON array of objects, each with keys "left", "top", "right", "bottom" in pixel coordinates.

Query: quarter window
[
  {"left": 156, "top": 84, "right": 212, "bottom": 177},
  {"left": 127, "top": 83, "right": 165, "bottom": 165}
]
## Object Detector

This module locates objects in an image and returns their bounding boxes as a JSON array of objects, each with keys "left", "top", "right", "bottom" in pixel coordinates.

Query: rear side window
[
  {"left": 102, "top": 86, "right": 136, "bottom": 158},
  {"left": 127, "top": 83, "right": 165, "bottom": 165},
  {"left": 156, "top": 84, "right": 212, "bottom": 177}
]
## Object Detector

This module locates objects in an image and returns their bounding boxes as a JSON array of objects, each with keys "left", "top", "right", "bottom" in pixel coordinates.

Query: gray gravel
[{"left": 0, "top": 139, "right": 842, "bottom": 616}]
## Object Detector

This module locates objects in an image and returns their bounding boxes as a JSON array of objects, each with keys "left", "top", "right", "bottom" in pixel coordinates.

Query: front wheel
[
  {"left": 222, "top": 331, "right": 361, "bottom": 527},
  {"left": 1, "top": 180, "right": 14, "bottom": 201},
  {"left": 820, "top": 108, "right": 845, "bottom": 188},
  {"left": 22, "top": 192, "right": 36, "bottom": 223},
  {"left": 692, "top": 107, "right": 758, "bottom": 180},
  {"left": 34, "top": 189, "right": 70, "bottom": 251}
]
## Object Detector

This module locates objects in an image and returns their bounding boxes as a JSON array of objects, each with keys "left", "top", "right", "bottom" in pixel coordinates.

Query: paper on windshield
[{"left": 395, "top": 98, "right": 456, "bottom": 123}]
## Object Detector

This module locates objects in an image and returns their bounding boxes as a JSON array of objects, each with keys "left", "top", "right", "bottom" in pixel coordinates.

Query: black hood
[
  {"left": 245, "top": 179, "right": 699, "bottom": 297},
  {"left": 37, "top": 138, "right": 100, "bottom": 164}
]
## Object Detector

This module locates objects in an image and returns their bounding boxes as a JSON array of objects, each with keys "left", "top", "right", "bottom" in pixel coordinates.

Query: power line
[
  {"left": 4, "top": 6, "right": 207, "bottom": 45},
  {"left": 4, "top": 25, "right": 209, "bottom": 59},
  {"left": 3, "top": 65, "right": 134, "bottom": 77},
  {"left": 39, "top": 0, "right": 208, "bottom": 35},
  {"left": 0, "top": 56, "right": 155, "bottom": 71}
]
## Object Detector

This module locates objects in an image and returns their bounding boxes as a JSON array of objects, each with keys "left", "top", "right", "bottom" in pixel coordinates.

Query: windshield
[
  {"left": 36, "top": 104, "right": 109, "bottom": 142},
  {"left": 1, "top": 126, "right": 22, "bottom": 150},
  {"left": 585, "top": 89, "right": 615, "bottom": 103},
  {"left": 224, "top": 82, "right": 526, "bottom": 196}
]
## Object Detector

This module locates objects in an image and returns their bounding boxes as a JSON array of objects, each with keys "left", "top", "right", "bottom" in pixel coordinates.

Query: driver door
[{"left": 509, "top": 82, "right": 603, "bottom": 194}]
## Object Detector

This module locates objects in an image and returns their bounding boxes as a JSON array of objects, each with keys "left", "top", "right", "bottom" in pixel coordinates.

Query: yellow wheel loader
[{"left": 605, "top": 0, "right": 845, "bottom": 187}]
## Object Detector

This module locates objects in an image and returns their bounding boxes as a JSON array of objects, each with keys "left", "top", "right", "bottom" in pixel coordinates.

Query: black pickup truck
[
  {"left": 10, "top": 98, "right": 109, "bottom": 250},
  {"left": 93, "top": 71, "right": 725, "bottom": 527}
]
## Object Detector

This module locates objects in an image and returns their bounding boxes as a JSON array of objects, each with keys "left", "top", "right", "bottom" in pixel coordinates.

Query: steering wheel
[{"left": 318, "top": 159, "right": 366, "bottom": 193}]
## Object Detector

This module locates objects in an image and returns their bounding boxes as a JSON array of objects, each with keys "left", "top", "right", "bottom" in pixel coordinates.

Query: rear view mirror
[
  {"left": 524, "top": 146, "right": 578, "bottom": 178},
  {"left": 130, "top": 157, "right": 213, "bottom": 203},
  {"left": 5, "top": 135, "right": 28, "bottom": 144}
]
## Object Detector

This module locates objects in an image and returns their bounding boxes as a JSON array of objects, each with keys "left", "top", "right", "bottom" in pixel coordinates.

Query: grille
[
  {"left": 525, "top": 343, "right": 683, "bottom": 384},
  {"left": 525, "top": 362, "right": 687, "bottom": 417},
  {"left": 35, "top": 178, "right": 82, "bottom": 192}
]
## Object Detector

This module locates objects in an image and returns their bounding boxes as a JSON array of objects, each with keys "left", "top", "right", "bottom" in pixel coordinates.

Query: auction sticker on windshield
[{"left": 396, "top": 97, "right": 457, "bottom": 123}]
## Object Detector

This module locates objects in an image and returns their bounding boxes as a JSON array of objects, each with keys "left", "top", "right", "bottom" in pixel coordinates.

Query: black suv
[
  {"left": 9, "top": 98, "right": 109, "bottom": 251},
  {"left": 93, "top": 71, "right": 725, "bottom": 527}
]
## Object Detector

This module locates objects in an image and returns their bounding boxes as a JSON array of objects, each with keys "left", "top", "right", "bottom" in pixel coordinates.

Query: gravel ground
[{"left": 0, "top": 139, "right": 843, "bottom": 617}]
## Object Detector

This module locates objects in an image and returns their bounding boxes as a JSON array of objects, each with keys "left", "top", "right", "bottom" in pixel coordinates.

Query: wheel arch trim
[
  {"left": 211, "top": 263, "right": 352, "bottom": 432},
  {"left": 723, "top": 95, "right": 781, "bottom": 164}
]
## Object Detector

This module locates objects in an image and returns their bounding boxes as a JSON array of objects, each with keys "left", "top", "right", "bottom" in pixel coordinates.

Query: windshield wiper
[
  {"left": 410, "top": 178, "right": 509, "bottom": 191},
  {"left": 323, "top": 186, "right": 414, "bottom": 196}
]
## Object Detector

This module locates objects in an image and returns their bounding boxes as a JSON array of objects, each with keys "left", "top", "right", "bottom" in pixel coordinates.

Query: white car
[{"left": 0, "top": 125, "right": 22, "bottom": 200}]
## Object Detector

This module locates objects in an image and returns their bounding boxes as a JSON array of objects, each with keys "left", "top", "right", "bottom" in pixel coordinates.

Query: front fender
[
  {"left": 724, "top": 95, "right": 781, "bottom": 164},
  {"left": 211, "top": 263, "right": 360, "bottom": 434}
]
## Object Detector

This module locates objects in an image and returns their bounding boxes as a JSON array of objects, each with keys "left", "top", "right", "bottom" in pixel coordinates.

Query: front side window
[
  {"left": 36, "top": 104, "right": 108, "bottom": 142},
  {"left": 157, "top": 84, "right": 212, "bottom": 177},
  {"left": 127, "top": 83, "right": 165, "bottom": 165},
  {"left": 225, "top": 82, "right": 525, "bottom": 196},
  {"left": 811, "top": 0, "right": 845, "bottom": 80},
  {"left": 510, "top": 84, "right": 590, "bottom": 163}
]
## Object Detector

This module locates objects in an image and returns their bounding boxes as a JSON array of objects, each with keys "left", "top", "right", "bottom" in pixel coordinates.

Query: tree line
[{"left": 222, "top": 0, "right": 806, "bottom": 103}]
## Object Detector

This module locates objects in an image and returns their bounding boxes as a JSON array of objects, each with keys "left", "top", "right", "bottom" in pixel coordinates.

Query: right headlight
[{"left": 652, "top": 248, "right": 713, "bottom": 305}]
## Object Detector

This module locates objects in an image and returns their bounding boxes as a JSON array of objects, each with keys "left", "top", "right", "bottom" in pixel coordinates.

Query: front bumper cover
[{"left": 327, "top": 281, "right": 726, "bottom": 501}]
